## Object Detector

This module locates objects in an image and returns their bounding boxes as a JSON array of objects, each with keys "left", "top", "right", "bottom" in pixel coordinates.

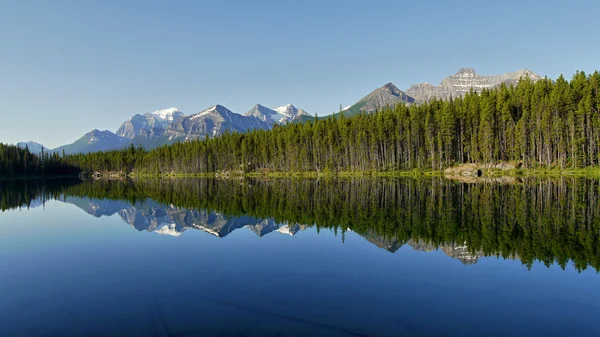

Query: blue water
[{"left": 0, "top": 198, "right": 599, "bottom": 336}]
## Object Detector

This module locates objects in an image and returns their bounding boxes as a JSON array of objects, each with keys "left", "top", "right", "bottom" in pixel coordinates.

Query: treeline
[
  {"left": 0, "top": 178, "right": 80, "bottom": 211},
  {"left": 0, "top": 143, "right": 78, "bottom": 177},
  {"left": 60, "top": 71, "right": 600, "bottom": 174},
  {"left": 50, "top": 177, "right": 600, "bottom": 271}
]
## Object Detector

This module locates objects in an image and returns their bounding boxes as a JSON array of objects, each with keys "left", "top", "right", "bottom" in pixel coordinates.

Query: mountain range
[
  {"left": 16, "top": 68, "right": 542, "bottom": 155},
  {"left": 405, "top": 68, "right": 542, "bottom": 102},
  {"left": 16, "top": 141, "right": 44, "bottom": 154}
]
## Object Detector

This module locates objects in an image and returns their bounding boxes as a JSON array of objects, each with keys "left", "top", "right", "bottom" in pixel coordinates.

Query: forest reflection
[{"left": 2, "top": 177, "right": 599, "bottom": 272}]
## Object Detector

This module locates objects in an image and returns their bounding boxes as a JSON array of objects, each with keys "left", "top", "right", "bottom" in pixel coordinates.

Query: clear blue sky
[{"left": 1, "top": 0, "right": 598, "bottom": 148}]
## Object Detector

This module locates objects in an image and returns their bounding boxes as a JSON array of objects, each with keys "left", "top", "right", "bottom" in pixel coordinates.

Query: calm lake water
[{"left": 1, "top": 177, "right": 599, "bottom": 336}]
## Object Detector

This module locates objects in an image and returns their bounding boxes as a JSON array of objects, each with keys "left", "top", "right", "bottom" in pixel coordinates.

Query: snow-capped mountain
[
  {"left": 149, "top": 107, "right": 185, "bottom": 123},
  {"left": 274, "top": 104, "right": 310, "bottom": 121},
  {"left": 164, "top": 104, "right": 270, "bottom": 140},
  {"left": 245, "top": 103, "right": 310, "bottom": 125},
  {"left": 45, "top": 103, "right": 313, "bottom": 154},
  {"left": 43, "top": 68, "right": 542, "bottom": 155},
  {"left": 116, "top": 107, "right": 185, "bottom": 140}
]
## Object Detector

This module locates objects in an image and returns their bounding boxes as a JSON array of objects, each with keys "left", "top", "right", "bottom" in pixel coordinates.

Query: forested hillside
[
  {"left": 60, "top": 71, "right": 600, "bottom": 174},
  {"left": 3, "top": 71, "right": 599, "bottom": 175}
]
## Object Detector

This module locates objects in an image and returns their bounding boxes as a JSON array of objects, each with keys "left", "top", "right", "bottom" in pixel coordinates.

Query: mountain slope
[
  {"left": 165, "top": 105, "right": 270, "bottom": 140},
  {"left": 273, "top": 104, "right": 311, "bottom": 122},
  {"left": 406, "top": 68, "right": 542, "bottom": 102},
  {"left": 244, "top": 103, "right": 310, "bottom": 126},
  {"left": 341, "top": 83, "right": 415, "bottom": 117},
  {"left": 53, "top": 130, "right": 128, "bottom": 155},
  {"left": 148, "top": 107, "right": 185, "bottom": 123},
  {"left": 116, "top": 107, "right": 185, "bottom": 141},
  {"left": 16, "top": 141, "right": 44, "bottom": 154}
]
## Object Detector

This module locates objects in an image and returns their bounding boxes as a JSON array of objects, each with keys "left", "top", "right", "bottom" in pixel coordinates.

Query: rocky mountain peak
[
  {"left": 340, "top": 82, "right": 415, "bottom": 116},
  {"left": 149, "top": 107, "right": 183, "bottom": 122},
  {"left": 274, "top": 104, "right": 298, "bottom": 116},
  {"left": 380, "top": 82, "right": 408, "bottom": 97},
  {"left": 456, "top": 68, "right": 478, "bottom": 76},
  {"left": 406, "top": 67, "right": 543, "bottom": 102},
  {"left": 16, "top": 141, "right": 44, "bottom": 154}
]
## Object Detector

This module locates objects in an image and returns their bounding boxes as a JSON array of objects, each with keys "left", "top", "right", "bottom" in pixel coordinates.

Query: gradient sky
[{"left": 1, "top": 0, "right": 598, "bottom": 148}]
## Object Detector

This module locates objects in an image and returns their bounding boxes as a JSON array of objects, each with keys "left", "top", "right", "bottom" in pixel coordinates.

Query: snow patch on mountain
[{"left": 149, "top": 107, "right": 183, "bottom": 122}]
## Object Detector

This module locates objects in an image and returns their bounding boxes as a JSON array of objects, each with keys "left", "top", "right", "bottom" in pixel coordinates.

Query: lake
[{"left": 1, "top": 177, "right": 599, "bottom": 336}]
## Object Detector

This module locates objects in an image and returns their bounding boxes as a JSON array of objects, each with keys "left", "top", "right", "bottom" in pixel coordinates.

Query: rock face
[
  {"left": 116, "top": 107, "right": 185, "bottom": 140},
  {"left": 48, "top": 104, "right": 311, "bottom": 154},
  {"left": 244, "top": 104, "right": 311, "bottom": 126},
  {"left": 406, "top": 68, "right": 542, "bottom": 102},
  {"left": 16, "top": 141, "right": 44, "bottom": 154},
  {"left": 443, "top": 162, "right": 520, "bottom": 184},
  {"left": 344, "top": 82, "right": 415, "bottom": 116},
  {"left": 164, "top": 105, "right": 270, "bottom": 141}
]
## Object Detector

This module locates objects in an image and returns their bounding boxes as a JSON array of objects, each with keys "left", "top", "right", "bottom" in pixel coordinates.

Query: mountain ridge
[
  {"left": 17, "top": 67, "right": 542, "bottom": 154},
  {"left": 406, "top": 68, "right": 542, "bottom": 102}
]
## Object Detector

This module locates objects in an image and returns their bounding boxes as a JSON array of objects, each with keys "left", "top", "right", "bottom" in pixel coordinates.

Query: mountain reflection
[
  {"left": 64, "top": 196, "right": 307, "bottom": 238},
  {"left": 2, "top": 177, "right": 599, "bottom": 271}
]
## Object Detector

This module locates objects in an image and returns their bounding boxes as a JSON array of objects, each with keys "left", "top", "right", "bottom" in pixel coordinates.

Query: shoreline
[{"left": 5, "top": 167, "right": 600, "bottom": 180}]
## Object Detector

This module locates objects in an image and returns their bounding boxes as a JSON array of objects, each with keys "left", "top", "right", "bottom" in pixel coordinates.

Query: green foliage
[
  {"left": 0, "top": 143, "right": 78, "bottom": 177},
  {"left": 57, "top": 71, "right": 600, "bottom": 175},
  {"left": 3, "top": 71, "right": 600, "bottom": 176}
]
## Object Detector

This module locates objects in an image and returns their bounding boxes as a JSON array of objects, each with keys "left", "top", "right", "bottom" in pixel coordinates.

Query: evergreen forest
[{"left": 1, "top": 71, "right": 600, "bottom": 175}]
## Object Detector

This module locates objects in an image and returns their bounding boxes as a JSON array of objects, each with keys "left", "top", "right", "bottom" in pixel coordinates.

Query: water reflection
[
  {"left": 63, "top": 196, "right": 307, "bottom": 238},
  {"left": 2, "top": 177, "right": 599, "bottom": 271}
]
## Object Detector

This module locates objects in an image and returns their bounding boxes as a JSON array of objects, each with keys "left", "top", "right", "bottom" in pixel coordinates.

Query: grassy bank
[
  {"left": 484, "top": 167, "right": 600, "bottom": 177},
  {"left": 83, "top": 166, "right": 600, "bottom": 180}
]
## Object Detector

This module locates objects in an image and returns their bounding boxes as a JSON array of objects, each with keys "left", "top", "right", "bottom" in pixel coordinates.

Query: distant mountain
[
  {"left": 341, "top": 83, "right": 415, "bottom": 117},
  {"left": 164, "top": 105, "right": 270, "bottom": 141},
  {"left": 53, "top": 129, "right": 128, "bottom": 155},
  {"left": 244, "top": 104, "right": 280, "bottom": 125},
  {"left": 116, "top": 107, "right": 185, "bottom": 139},
  {"left": 406, "top": 68, "right": 543, "bottom": 102},
  {"left": 273, "top": 104, "right": 311, "bottom": 123},
  {"left": 38, "top": 68, "right": 542, "bottom": 155},
  {"left": 148, "top": 107, "right": 185, "bottom": 123},
  {"left": 16, "top": 141, "right": 44, "bottom": 154},
  {"left": 47, "top": 104, "right": 276, "bottom": 154},
  {"left": 244, "top": 103, "right": 311, "bottom": 126}
]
